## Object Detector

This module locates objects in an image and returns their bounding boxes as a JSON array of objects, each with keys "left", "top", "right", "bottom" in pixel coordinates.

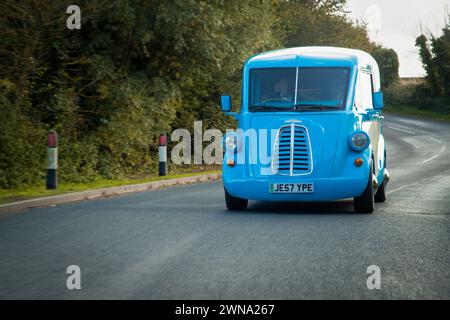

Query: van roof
[
  {"left": 245, "top": 46, "right": 381, "bottom": 90},
  {"left": 247, "top": 46, "right": 375, "bottom": 65}
]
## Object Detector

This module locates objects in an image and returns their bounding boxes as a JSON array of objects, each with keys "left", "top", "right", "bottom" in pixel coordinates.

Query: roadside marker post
[
  {"left": 159, "top": 134, "right": 167, "bottom": 176},
  {"left": 46, "top": 130, "right": 58, "bottom": 189}
]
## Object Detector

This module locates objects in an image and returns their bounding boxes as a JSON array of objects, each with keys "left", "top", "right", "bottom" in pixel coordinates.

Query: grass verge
[
  {"left": 385, "top": 104, "right": 450, "bottom": 122},
  {"left": 0, "top": 170, "right": 221, "bottom": 205}
]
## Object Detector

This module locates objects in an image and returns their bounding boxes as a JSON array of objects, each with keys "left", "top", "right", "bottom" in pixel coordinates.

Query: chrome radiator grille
[{"left": 271, "top": 124, "right": 313, "bottom": 176}]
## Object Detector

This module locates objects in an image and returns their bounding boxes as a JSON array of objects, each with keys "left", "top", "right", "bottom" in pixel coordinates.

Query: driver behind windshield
[{"left": 264, "top": 78, "right": 294, "bottom": 102}]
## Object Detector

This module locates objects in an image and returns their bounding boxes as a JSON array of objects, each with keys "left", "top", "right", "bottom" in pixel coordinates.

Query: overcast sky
[{"left": 345, "top": 0, "right": 450, "bottom": 77}]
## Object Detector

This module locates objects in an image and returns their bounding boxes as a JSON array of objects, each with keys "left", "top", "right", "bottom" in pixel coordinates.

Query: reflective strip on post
[
  {"left": 159, "top": 134, "right": 167, "bottom": 176},
  {"left": 159, "top": 146, "right": 167, "bottom": 162},
  {"left": 47, "top": 148, "right": 58, "bottom": 169},
  {"left": 46, "top": 130, "right": 58, "bottom": 189}
]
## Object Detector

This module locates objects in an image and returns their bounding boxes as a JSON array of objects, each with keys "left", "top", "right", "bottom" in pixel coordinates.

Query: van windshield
[{"left": 248, "top": 67, "right": 350, "bottom": 111}]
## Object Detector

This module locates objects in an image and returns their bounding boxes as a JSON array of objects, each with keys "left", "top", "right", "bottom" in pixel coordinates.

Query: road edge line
[{"left": 0, "top": 173, "right": 222, "bottom": 216}]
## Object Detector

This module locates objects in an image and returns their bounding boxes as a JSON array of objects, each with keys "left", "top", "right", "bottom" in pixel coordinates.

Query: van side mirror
[
  {"left": 221, "top": 95, "right": 231, "bottom": 112},
  {"left": 373, "top": 91, "right": 384, "bottom": 110}
]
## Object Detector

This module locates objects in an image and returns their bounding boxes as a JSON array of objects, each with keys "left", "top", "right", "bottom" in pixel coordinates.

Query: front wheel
[
  {"left": 374, "top": 178, "right": 387, "bottom": 202},
  {"left": 375, "top": 159, "right": 388, "bottom": 203},
  {"left": 354, "top": 161, "right": 375, "bottom": 213},
  {"left": 225, "top": 189, "right": 248, "bottom": 211}
]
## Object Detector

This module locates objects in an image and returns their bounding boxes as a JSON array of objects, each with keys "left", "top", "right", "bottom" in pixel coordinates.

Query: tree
[
  {"left": 370, "top": 46, "right": 399, "bottom": 89},
  {"left": 274, "top": 0, "right": 374, "bottom": 52},
  {"left": 416, "top": 34, "right": 444, "bottom": 97}
]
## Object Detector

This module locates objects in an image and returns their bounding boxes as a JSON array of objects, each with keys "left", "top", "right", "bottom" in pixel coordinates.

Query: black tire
[
  {"left": 354, "top": 161, "right": 375, "bottom": 213},
  {"left": 374, "top": 178, "right": 387, "bottom": 202},
  {"left": 225, "top": 189, "right": 248, "bottom": 211},
  {"left": 375, "top": 154, "right": 388, "bottom": 203}
]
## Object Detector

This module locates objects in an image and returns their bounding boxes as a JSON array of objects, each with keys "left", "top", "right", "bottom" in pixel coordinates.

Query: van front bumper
[{"left": 223, "top": 176, "right": 368, "bottom": 202}]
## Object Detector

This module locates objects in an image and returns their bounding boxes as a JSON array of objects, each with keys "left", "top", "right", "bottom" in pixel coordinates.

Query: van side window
[
  {"left": 354, "top": 73, "right": 361, "bottom": 110},
  {"left": 359, "top": 71, "right": 373, "bottom": 111}
]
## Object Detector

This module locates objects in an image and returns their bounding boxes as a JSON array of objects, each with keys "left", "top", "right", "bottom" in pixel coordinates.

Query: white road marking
[
  {"left": 422, "top": 145, "right": 446, "bottom": 164},
  {"left": 389, "top": 121, "right": 446, "bottom": 164},
  {"left": 387, "top": 126, "right": 416, "bottom": 135},
  {"left": 385, "top": 118, "right": 449, "bottom": 195},
  {"left": 428, "top": 136, "right": 442, "bottom": 144},
  {"left": 387, "top": 183, "right": 415, "bottom": 195}
]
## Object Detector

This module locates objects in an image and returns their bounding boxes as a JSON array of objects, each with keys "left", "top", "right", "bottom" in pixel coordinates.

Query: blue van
[{"left": 220, "top": 47, "right": 389, "bottom": 213}]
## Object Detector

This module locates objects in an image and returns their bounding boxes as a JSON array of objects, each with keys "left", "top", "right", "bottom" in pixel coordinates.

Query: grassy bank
[
  {"left": 0, "top": 169, "right": 220, "bottom": 205},
  {"left": 385, "top": 104, "right": 450, "bottom": 122}
]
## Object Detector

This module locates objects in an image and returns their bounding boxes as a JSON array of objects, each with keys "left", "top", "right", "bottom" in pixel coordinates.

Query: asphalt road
[{"left": 0, "top": 113, "right": 449, "bottom": 299}]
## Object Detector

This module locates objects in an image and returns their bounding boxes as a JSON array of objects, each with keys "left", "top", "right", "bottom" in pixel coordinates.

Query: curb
[{"left": 0, "top": 173, "right": 222, "bottom": 216}]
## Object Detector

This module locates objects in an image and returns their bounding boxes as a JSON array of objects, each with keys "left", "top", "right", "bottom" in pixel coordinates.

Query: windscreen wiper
[
  {"left": 249, "top": 105, "right": 292, "bottom": 112},
  {"left": 293, "top": 104, "right": 342, "bottom": 111}
]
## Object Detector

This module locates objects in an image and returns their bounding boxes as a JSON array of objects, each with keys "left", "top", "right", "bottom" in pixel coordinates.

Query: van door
[{"left": 356, "top": 69, "right": 382, "bottom": 176}]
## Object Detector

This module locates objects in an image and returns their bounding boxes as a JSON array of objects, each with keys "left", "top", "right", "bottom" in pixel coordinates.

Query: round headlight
[
  {"left": 223, "top": 132, "right": 239, "bottom": 152},
  {"left": 349, "top": 131, "right": 370, "bottom": 151}
]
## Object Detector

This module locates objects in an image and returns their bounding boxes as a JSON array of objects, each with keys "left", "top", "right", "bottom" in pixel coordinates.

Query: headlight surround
[
  {"left": 349, "top": 131, "right": 370, "bottom": 152},
  {"left": 223, "top": 132, "right": 240, "bottom": 153}
]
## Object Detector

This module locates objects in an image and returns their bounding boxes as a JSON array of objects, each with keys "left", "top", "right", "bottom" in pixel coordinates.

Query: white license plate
[{"left": 269, "top": 183, "right": 314, "bottom": 194}]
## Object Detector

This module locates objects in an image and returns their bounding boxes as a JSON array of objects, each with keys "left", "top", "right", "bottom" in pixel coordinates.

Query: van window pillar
[{"left": 294, "top": 67, "right": 299, "bottom": 104}]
